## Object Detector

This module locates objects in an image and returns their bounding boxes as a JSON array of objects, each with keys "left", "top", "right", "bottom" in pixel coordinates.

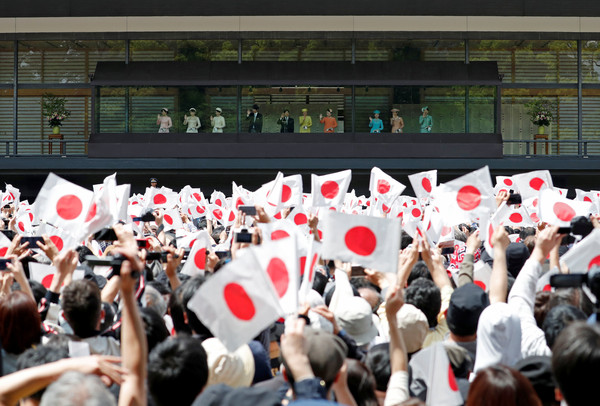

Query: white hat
[
  {"left": 334, "top": 296, "right": 379, "bottom": 346},
  {"left": 202, "top": 338, "right": 255, "bottom": 388},
  {"left": 215, "top": 107, "right": 222, "bottom": 113},
  {"left": 395, "top": 304, "right": 428, "bottom": 353}
]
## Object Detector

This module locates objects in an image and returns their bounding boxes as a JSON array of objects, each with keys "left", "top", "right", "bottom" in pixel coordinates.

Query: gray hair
[
  {"left": 40, "top": 371, "right": 116, "bottom": 406},
  {"left": 143, "top": 285, "right": 167, "bottom": 316}
]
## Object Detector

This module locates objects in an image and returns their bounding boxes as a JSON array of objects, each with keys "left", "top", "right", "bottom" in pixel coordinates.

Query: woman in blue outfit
[
  {"left": 419, "top": 106, "right": 433, "bottom": 133},
  {"left": 369, "top": 110, "right": 384, "bottom": 133}
]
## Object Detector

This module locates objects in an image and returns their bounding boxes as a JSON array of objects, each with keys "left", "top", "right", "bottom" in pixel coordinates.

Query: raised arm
[
  {"left": 458, "top": 230, "right": 481, "bottom": 286},
  {"left": 384, "top": 285, "right": 409, "bottom": 406},
  {"left": 489, "top": 226, "right": 510, "bottom": 303}
]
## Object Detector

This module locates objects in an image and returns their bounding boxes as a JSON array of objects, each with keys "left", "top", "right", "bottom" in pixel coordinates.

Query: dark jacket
[
  {"left": 246, "top": 112, "right": 263, "bottom": 133},
  {"left": 277, "top": 116, "right": 294, "bottom": 133}
]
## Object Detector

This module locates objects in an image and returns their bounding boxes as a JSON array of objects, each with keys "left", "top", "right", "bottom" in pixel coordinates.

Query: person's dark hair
[
  {"left": 400, "top": 231, "right": 413, "bottom": 250},
  {"left": 552, "top": 322, "right": 600, "bottom": 406},
  {"left": 534, "top": 291, "right": 553, "bottom": 329},
  {"left": 179, "top": 276, "right": 213, "bottom": 339},
  {"left": 0, "top": 291, "right": 41, "bottom": 354},
  {"left": 548, "top": 288, "right": 594, "bottom": 317},
  {"left": 346, "top": 359, "right": 378, "bottom": 406},
  {"left": 283, "top": 109, "right": 289, "bottom": 113},
  {"left": 543, "top": 305, "right": 586, "bottom": 349},
  {"left": 148, "top": 336, "right": 209, "bottom": 406},
  {"left": 29, "top": 280, "right": 47, "bottom": 305},
  {"left": 75, "top": 245, "right": 95, "bottom": 265},
  {"left": 520, "top": 227, "right": 537, "bottom": 240},
  {"left": 404, "top": 278, "right": 441, "bottom": 328},
  {"left": 211, "top": 226, "right": 225, "bottom": 243},
  {"left": 140, "top": 307, "right": 170, "bottom": 353},
  {"left": 515, "top": 356, "right": 558, "bottom": 406},
  {"left": 17, "top": 344, "right": 70, "bottom": 401},
  {"left": 350, "top": 277, "right": 381, "bottom": 294},
  {"left": 364, "top": 343, "right": 391, "bottom": 392},
  {"left": 466, "top": 365, "right": 542, "bottom": 406},
  {"left": 61, "top": 280, "right": 102, "bottom": 338},
  {"left": 148, "top": 280, "right": 171, "bottom": 295},
  {"left": 168, "top": 284, "right": 192, "bottom": 335},
  {"left": 407, "top": 261, "right": 432, "bottom": 286},
  {"left": 453, "top": 229, "right": 468, "bottom": 243}
]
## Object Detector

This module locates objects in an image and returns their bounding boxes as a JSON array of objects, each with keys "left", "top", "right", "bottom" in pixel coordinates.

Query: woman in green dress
[{"left": 419, "top": 106, "right": 433, "bottom": 133}]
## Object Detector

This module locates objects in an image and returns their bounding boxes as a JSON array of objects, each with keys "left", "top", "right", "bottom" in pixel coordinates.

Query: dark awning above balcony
[{"left": 92, "top": 61, "right": 501, "bottom": 86}]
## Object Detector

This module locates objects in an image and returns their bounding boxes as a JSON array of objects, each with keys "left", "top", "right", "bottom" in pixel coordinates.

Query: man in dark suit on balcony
[
  {"left": 246, "top": 104, "right": 263, "bottom": 133},
  {"left": 277, "top": 109, "right": 294, "bottom": 133}
]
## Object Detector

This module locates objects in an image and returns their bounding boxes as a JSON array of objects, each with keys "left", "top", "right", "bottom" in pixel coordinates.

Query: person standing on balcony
[
  {"left": 210, "top": 108, "right": 226, "bottom": 133},
  {"left": 390, "top": 108, "right": 404, "bottom": 133},
  {"left": 369, "top": 110, "right": 384, "bottom": 133},
  {"left": 183, "top": 108, "right": 201, "bottom": 133},
  {"left": 299, "top": 108, "right": 312, "bottom": 133},
  {"left": 419, "top": 106, "right": 433, "bottom": 133},
  {"left": 156, "top": 108, "right": 172, "bottom": 133},
  {"left": 246, "top": 104, "right": 263, "bottom": 133},
  {"left": 319, "top": 108, "right": 338, "bottom": 133},
  {"left": 277, "top": 109, "right": 294, "bottom": 133}
]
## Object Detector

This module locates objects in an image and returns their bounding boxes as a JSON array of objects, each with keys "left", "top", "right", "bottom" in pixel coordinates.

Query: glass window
[
  {"left": 130, "top": 40, "right": 238, "bottom": 62},
  {"left": 242, "top": 40, "right": 351, "bottom": 62},
  {"left": 468, "top": 86, "right": 496, "bottom": 133},
  {"left": 355, "top": 40, "right": 464, "bottom": 62},
  {"left": 582, "top": 41, "right": 600, "bottom": 83},
  {"left": 0, "top": 90, "right": 14, "bottom": 149},
  {"left": 470, "top": 40, "right": 577, "bottom": 84},
  {"left": 240, "top": 86, "right": 349, "bottom": 133},
  {"left": 0, "top": 42, "right": 13, "bottom": 84},
  {"left": 582, "top": 89, "right": 600, "bottom": 154},
  {"left": 501, "top": 88, "right": 577, "bottom": 155},
  {"left": 354, "top": 86, "right": 466, "bottom": 133},
  {"left": 18, "top": 91, "right": 90, "bottom": 155},
  {"left": 97, "top": 87, "right": 127, "bottom": 133},
  {"left": 18, "top": 40, "right": 126, "bottom": 84}
]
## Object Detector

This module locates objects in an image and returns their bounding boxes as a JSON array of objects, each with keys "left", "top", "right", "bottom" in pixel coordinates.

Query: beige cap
[
  {"left": 395, "top": 304, "right": 428, "bottom": 353},
  {"left": 201, "top": 338, "right": 255, "bottom": 388}
]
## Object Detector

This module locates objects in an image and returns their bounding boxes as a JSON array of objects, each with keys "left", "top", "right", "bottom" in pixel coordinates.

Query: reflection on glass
[
  {"left": 582, "top": 90, "right": 600, "bottom": 154},
  {"left": 470, "top": 40, "right": 577, "bottom": 83},
  {"left": 355, "top": 40, "right": 464, "bottom": 62},
  {"left": 0, "top": 42, "right": 14, "bottom": 84},
  {"left": 130, "top": 40, "right": 238, "bottom": 62},
  {"left": 0, "top": 90, "right": 14, "bottom": 142},
  {"left": 582, "top": 41, "right": 600, "bottom": 83},
  {"left": 18, "top": 40, "right": 126, "bottom": 84},
  {"left": 242, "top": 40, "right": 351, "bottom": 62}
]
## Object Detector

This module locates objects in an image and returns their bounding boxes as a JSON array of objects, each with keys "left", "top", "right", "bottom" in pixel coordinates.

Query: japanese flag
[
  {"left": 408, "top": 170, "right": 437, "bottom": 200},
  {"left": 299, "top": 239, "right": 322, "bottom": 303},
  {"left": 369, "top": 167, "right": 406, "bottom": 200},
  {"left": 2, "top": 184, "right": 20, "bottom": 206},
  {"left": 555, "top": 187, "right": 569, "bottom": 198},
  {"left": 538, "top": 189, "right": 591, "bottom": 227},
  {"left": 575, "top": 189, "right": 600, "bottom": 214},
  {"left": 34, "top": 173, "right": 94, "bottom": 234},
  {"left": 210, "top": 191, "right": 227, "bottom": 208},
  {"left": 29, "top": 262, "right": 57, "bottom": 289},
  {"left": 423, "top": 206, "right": 443, "bottom": 244},
  {"left": 310, "top": 170, "right": 352, "bottom": 208},
  {"left": 188, "top": 188, "right": 206, "bottom": 205},
  {"left": 282, "top": 174, "right": 303, "bottom": 207},
  {"left": 162, "top": 209, "right": 184, "bottom": 232},
  {"left": 114, "top": 184, "right": 131, "bottom": 222},
  {"left": 144, "top": 187, "right": 177, "bottom": 210},
  {"left": 480, "top": 209, "right": 499, "bottom": 260},
  {"left": 232, "top": 182, "right": 253, "bottom": 210},
  {"left": 494, "top": 176, "right": 516, "bottom": 195},
  {"left": 288, "top": 205, "right": 310, "bottom": 232},
  {"left": 81, "top": 174, "right": 117, "bottom": 240},
  {"left": 431, "top": 166, "right": 495, "bottom": 225},
  {"left": 253, "top": 235, "right": 299, "bottom": 315},
  {"left": 0, "top": 231, "right": 11, "bottom": 256},
  {"left": 206, "top": 204, "right": 225, "bottom": 224},
  {"left": 187, "top": 249, "right": 283, "bottom": 352},
  {"left": 426, "top": 343, "right": 463, "bottom": 406},
  {"left": 560, "top": 229, "right": 600, "bottom": 273},
  {"left": 473, "top": 261, "right": 492, "bottom": 292},
  {"left": 261, "top": 220, "right": 302, "bottom": 243},
  {"left": 180, "top": 231, "right": 212, "bottom": 277},
  {"left": 36, "top": 223, "right": 78, "bottom": 253},
  {"left": 15, "top": 211, "right": 33, "bottom": 235},
  {"left": 187, "top": 202, "right": 207, "bottom": 219},
  {"left": 512, "top": 170, "right": 553, "bottom": 200},
  {"left": 495, "top": 203, "right": 535, "bottom": 228},
  {"left": 321, "top": 211, "right": 401, "bottom": 274}
]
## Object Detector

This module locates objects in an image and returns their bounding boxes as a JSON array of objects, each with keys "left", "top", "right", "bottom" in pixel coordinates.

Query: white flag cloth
[
  {"left": 538, "top": 189, "right": 591, "bottom": 227},
  {"left": 253, "top": 235, "right": 299, "bottom": 315},
  {"left": 145, "top": 187, "right": 177, "bottom": 210},
  {"left": 408, "top": 170, "right": 437, "bottom": 200},
  {"left": 512, "top": 170, "right": 553, "bottom": 200},
  {"left": 494, "top": 176, "right": 516, "bottom": 195},
  {"left": 494, "top": 202, "right": 535, "bottom": 228},
  {"left": 114, "top": 184, "right": 131, "bottom": 222},
  {"left": 162, "top": 209, "right": 184, "bottom": 232},
  {"left": 310, "top": 170, "right": 352, "bottom": 208},
  {"left": 431, "top": 166, "right": 495, "bottom": 225},
  {"left": 180, "top": 231, "right": 212, "bottom": 277},
  {"left": 0, "top": 231, "right": 12, "bottom": 256},
  {"left": 81, "top": 174, "right": 117, "bottom": 240},
  {"left": 560, "top": 229, "right": 600, "bottom": 273},
  {"left": 210, "top": 191, "right": 227, "bottom": 207},
  {"left": 2, "top": 184, "right": 20, "bottom": 206},
  {"left": 36, "top": 223, "right": 79, "bottom": 253},
  {"left": 187, "top": 249, "right": 283, "bottom": 352},
  {"left": 15, "top": 211, "right": 33, "bottom": 235},
  {"left": 369, "top": 167, "right": 406, "bottom": 200},
  {"left": 299, "top": 239, "right": 322, "bottom": 303},
  {"left": 473, "top": 261, "right": 493, "bottom": 292},
  {"left": 29, "top": 262, "right": 57, "bottom": 289},
  {"left": 321, "top": 211, "right": 401, "bottom": 274},
  {"left": 426, "top": 343, "right": 463, "bottom": 406},
  {"left": 34, "top": 173, "right": 95, "bottom": 234}
]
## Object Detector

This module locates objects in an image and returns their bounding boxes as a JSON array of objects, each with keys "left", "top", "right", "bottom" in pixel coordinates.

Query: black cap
[
  {"left": 447, "top": 283, "right": 489, "bottom": 336},
  {"left": 150, "top": 178, "right": 158, "bottom": 183}
]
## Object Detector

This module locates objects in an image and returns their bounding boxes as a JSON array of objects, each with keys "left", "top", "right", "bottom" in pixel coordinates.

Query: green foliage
[
  {"left": 525, "top": 97, "right": 556, "bottom": 126},
  {"left": 41, "top": 94, "right": 70, "bottom": 127}
]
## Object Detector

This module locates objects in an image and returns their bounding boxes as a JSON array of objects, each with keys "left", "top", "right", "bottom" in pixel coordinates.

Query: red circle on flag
[
  {"left": 273, "top": 212, "right": 283, "bottom": 220},
  {"left": 448, "top": 364, "right": 459, "bottom": 392},
  {"left": 189, "top": 239, "right": 197, "bottom": 248},
  {"left": 282, "top": 185, "right": 292, "bottom": 203},
  {"left": 131, "top": 201, "right": 139, "bottom": 205},
  {"left": 474, "top": 280, "right": 487, "bottom": 291},
  {"left": 509, "top": 213, "right": 523, "bottom": 223},
  {"left": 196, "top": 206, "right": 205, "bottom": 214},
  {"left": 456, "top": 185, "right": 481, "bottom": 211},
  {"left": 50, "top": 236, "right": 64, "bottom": 251},
  {"left": 553, "top": 202, "right": 576, "bottom": 222},
  {"left": 215, "top": 199, "right": 223, "bottom": 207},
  {"left": 530, "top": 213, "right": 540, "bottom": 223},
  {"left": 584, "top": 196, "right": 593, "bottom": 203},
  {"left": 441, "top": 226, "right": 452, "bottom": 236},
  {"left": 153, "top": 194, "right": 167, "bottom": 205},
  {"left": 422, "top": 178, "right": 432, "bottom": 193},
  {"left": 213, "top": 209, "right": 223, "bottom": 220},
  {"left": 411, "top": 208, "right": 422, "bottom": 218},
  {"left": 529, "top": 177, "right": 546, "bottom": 191},
  {"left": 41, "top": 274, "right": 54, "bottom": 289},
  {"left": 18, "top": 222, "right": 24, "bottom": 232},
  {"left": 0, "top": 247, "right": 7, "bottom": 256},
  {"left": 193, "top": 192, "right": 202, "bottom": 202},
  {"left": 85, "top": 202, "right": 97, "bottom": 222},
  {"left": 488, "top": 224, "right": 494, "bottom": 248},
  {"left": 294, "top": 213, "right": 308, "bottom": 225},
  {"left": 344, "top": 226, "right": 377, "bottom": 256},
  {"left": 533, "top": 198, "right": 539, "bottom": 208},
  {"left": 235, "top": 197, "right": 244, "bottom": 209},
  {"left": 194, "top": 248, "right": 206, "bottom": 269},
  {"left": 543, "top": 284, "right": 552, "bottom": 292},
  {"left": 503, "top": 178, "right": 513, "bottom": 186},
  {"left": 164, "top": 214, "right": 173, "bottom": 225},
  {"left": 56, "top": 195, "right": 83, "bottom": 220},
  {"left": 308, "top": 253, "right": 319, "bottom": 282},
  {"left": 228, "top": 211, "right": 236, "bottom": 222},
  {"left": 382, "top": 204, "right": 390, "bottom": 213},
  {"left": 299, "top": 256, "right": 307, "bottom": 276},
  {"left": 223, "top": 283, "right": 255, "bottom": 321},
  {"left": 329, "top": 207, "right": 336, "bottom": 211},
  {"left": 267, "top": 257, "right": 289, "bottom": 298},
  {"left": 321, "top": 181, "right": 340, "bottom": 199},
  {"left": 588, "top": 255, "right": 600, "bottom": 270},
  {"left": 271, "top": 230, "right": 290, "bottom": 241},
  {"left": 377, "top": 180, "right": 391, "bottom": 194}
]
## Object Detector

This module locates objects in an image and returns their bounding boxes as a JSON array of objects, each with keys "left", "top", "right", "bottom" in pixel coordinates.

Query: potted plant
[
  {"left": 525, "top": 97, "right": 555, "bottom": 135},
  {"left": 42, "top": 94, "right": 71, "bottom": 134}
]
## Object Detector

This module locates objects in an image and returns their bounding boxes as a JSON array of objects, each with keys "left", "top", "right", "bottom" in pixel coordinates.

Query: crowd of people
[{"left": 0, "top": 167, "right": 598, "bottom": 406}]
